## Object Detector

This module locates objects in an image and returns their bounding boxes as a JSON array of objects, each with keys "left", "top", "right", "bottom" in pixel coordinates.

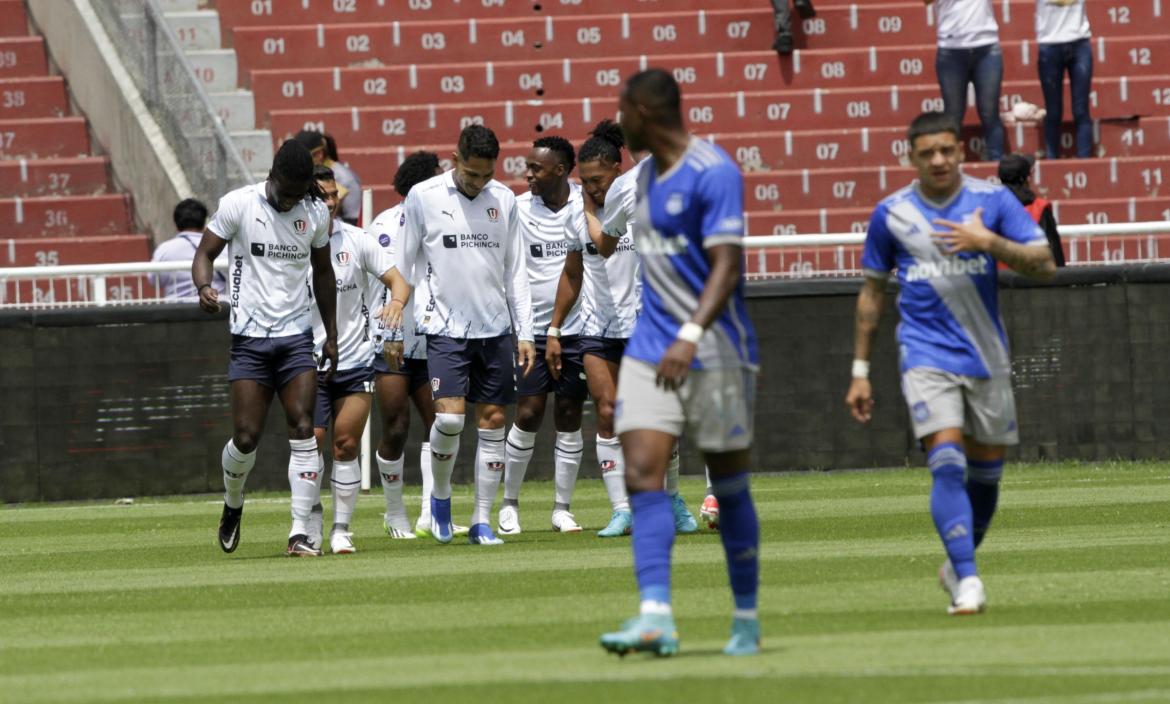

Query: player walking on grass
[
  {"left": 598, "top": 70, "right": 762, "bottom": 657},
  {"left": 846, "top": 111, "right": 1056, "bottom": 614},
  {"left": 192, "top": 140, "right": 337, "bottom": 555},
  {"left": 291, "top": 167, "right": 411, "bottom": 556},
  {"left": 398, "top": 125, "right": 536, "bottom": 546},
  {"left": 497, "top": 137, "right": 589, "bottom": 535},
  {"left": 367, "top": 152, "right": 471, "bottom": 540}
]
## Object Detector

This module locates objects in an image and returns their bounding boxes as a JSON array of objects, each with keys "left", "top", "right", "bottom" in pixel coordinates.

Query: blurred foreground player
[
  {"left": 599, "top": 70, "right": 761, "bottom": 657},
  {"left": 846, "top": 112, "right": 1055, "bottom": 614},
  {"left": 192, "top": 140, "right": 337, "bottom": 554}
]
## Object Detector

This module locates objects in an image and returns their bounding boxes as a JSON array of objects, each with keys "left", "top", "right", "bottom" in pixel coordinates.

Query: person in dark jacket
[{"left": 998, "top": 154, "right": 1065, "bottom": 266}]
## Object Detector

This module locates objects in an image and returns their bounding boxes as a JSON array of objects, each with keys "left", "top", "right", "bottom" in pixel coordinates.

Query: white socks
[
  {"left": 472, "top": 428, "right": 506, "bottom": 526},
  {"left": 665, "top": 446, "right": 681, "bottom": 496},
  {"left": 428, "top": 413, "right": 465, "bottom": 501},
  {"left": 503, "top": 426, "right": 537, "bottom": 503},
  {"left": 597, "top": 434, "right": 629, "bottom": 511},
  {"left": 554, "top": 430, "right": 583, "bottom": 508},
  {"left": 418, "top": 441, "right": 433, "bottom": 521},
  {"left": 288, "top": 438, "right": 319, "bottom": 537},
  {"left": 378, "top": 452, "right": 409, "bottom": 531},
  {"left": 221, "top": 438, "right": 257, "bottom": 509},
  {"left": 330, "top": 458, "right": 361, "bottom": 528}
]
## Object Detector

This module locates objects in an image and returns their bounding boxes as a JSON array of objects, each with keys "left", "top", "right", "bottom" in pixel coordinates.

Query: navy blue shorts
[
  {"left": 374, "top": 355, "right": 430, "bottom": 395},
  {"left": 426, "top": 334, "right": 516, "bottom": 405},
  {"left": 578, "top": 336, "right": 628, "bottom": 365},
  {"left": 517, "top": 335, "right": 588, "bottom": 400},
  {"left": 314, "top": 367, "right": 375, "bottom": 428},
  {"left": 228, "top": 332, "right": 317, "bottom": 389}
]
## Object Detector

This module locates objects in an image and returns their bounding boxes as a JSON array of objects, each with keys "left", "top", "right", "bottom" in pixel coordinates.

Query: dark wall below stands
[{"left": 3, "top": 265, "right": 1169, "bottom": 503}]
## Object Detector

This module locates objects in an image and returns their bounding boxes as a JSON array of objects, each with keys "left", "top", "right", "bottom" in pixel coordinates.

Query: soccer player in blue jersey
[
  {"left": 846, "top": 111, "right": 1056, "bottom": 615},
  {"left": 598, "top": 69, "right": 761, "bottom": 657}
]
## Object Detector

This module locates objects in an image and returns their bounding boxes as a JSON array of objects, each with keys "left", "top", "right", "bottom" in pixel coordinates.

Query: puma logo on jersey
[{"left": 441, "top": 209, "right": 456, "bottom": 220}]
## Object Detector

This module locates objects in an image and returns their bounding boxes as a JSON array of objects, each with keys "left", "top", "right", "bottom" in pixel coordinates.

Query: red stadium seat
[
  {"left": 0, "top": 0, "right": 28, "bottom": 37},
  {"left": 0, "top": 194, "right": 133, "bottom": 238},
  {"left": 0, "top": 77, "right": 68, "bottom": 119},
  {"left": 0, "top": 157, "right": 113, "bottom": 198},
  {"left": 0, "top": 117, "right": 89, "bottom": 159},
  {"left": 0, "top": 37, "right": 48, "bottom": 79},
  {"left": 1, "top": 234, "right": 151, "bottom": 266}
]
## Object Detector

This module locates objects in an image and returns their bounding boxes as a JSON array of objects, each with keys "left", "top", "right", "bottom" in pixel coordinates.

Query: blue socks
[
  {"left": 630, "top": 491, "right": 675, "bottom": 606},
  {"left": 928, "top": 442, "right": 977, "bottom": 580},
  {"left": 967, "top": 458, "right": 1003, "bottom": 548},
  {"left": 711, "top": 473, "right": 759, "bottom": 614}
]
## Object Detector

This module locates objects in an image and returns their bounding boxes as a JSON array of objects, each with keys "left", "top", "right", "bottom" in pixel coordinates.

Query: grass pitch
[{"left": 1, "top": 463, "right": 1168, "bottom": 703}]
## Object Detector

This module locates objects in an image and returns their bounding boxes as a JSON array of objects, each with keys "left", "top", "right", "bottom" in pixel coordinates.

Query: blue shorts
[
  {"left": 314, "top": 367, "right": 375, "bottom": 428},
  {"left": 228, "top": 332, "right": 317, "bottom": 389},
  {"left": 374, "top": 354, "right": 430, "bottom": 395},
  {"left": 578, "top": 336, "right": 628, "bottom": 365},
  {"left": 426, "top": 334, "right": 516, "bottom": 405},
  {"left": 517, "top": 335, "right": 587, "bottom": 400}
]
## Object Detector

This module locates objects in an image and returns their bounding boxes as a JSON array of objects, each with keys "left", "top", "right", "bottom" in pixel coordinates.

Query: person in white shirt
[
  {"left": 299, "top": 166, "right": 410, "bottom": 556},
  {"left": 926, "top": 0, "right": 1006, "bottom": 160},
  {"left": 1035, "top": 0, "right": 1093, "bottom": 158},
  {"left": 397, "top": 125, "right": 536, "bottom": 546},
  {"left": 151, "top": 199, "right": 226, "bottom": 300},
  {"left": 496, "top": 136, "right": 589, "bottom": 536},
  {"left": 295, "top": 130, "right": 363, "bottom": 225},
  {"left": 367, "top": 151, "right": 469, "bottom": 539},
  {"left": 191, "top": 139, "right": 338, "bottom": 557}
]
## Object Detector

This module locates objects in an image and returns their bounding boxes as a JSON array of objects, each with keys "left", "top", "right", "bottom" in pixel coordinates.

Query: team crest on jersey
[
  {"left": 378, "top": 233, "right": 391, "bottom": 247},
  {"left": 431, "top": 377, "right": 441, "bottom": 392},
  {"left": 487, "top": 461, "right": 505, "bottom": 472},
  {"left": 294, "top": 218, "right": 307, "bottom": 234},
  {"left": 912, "top": 402, "right": 930, "bottom": 423},
  {"left": 335, "top": 251, "right": 351, "bottom": 266},
  {"left": 665, "top": 192, "right": 686, "bottom": 216},
  {"left": 399, "top": 212, "right": 406, "bottom": 226},
  {"left": 298, "top": 471, "right": 319, "bottom": 481},
  {"left": 486, "top": 207, "right": 499, "bottom": 222}
]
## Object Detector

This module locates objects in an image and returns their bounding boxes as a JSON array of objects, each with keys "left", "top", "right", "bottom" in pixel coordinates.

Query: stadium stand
[{"left": 0, "top": 0, "right": 148, "bottom": 274}]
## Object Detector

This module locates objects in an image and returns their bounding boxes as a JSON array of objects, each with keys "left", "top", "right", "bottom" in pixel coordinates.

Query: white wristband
[
  {"left": 676, "top": 322, "right": 704, "bottom": 344},
  {"left": 851, "top": 359, "right": 870, "bottom": 379},
  {"left": 546, "top": 326, "right": 561, "bottom": 339}
]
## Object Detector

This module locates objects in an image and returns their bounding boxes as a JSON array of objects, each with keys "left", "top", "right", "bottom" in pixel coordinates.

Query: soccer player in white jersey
[
  {"left": 367, "top": 152, "right": 444, "bottom": 539},
  {"left": 495, "top": 137, "right": 589, "bottom": 535},
  {"left": 191, "top": 139, "right": 338, "bottom": 556},
  {"left": 291, "top": 166, "right": 411, "bottom": 556},
  {"left": 598, "top": 70, "right": 762, "bottom": 658},
  {"left": 397, "top": 125, "right": 536, "bottom": 546},
  {"left": 846, "top": 112, "right": 1055, "bottom": 614}
]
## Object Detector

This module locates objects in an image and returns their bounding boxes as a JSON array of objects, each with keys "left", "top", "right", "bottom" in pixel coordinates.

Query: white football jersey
[
  {"left": 518, "top": 184, "right": 583, "bottom": 337},
  {"left": 368, "top": 203, "right": 426, "bottom": 360},
  {"left": 208, "top": 182, "right": 331, "bottom": 338},
  {"left": 564, "top": 196, "right": 640, "bottom": 338},
  {"left": 398, "top": 170, "right": 534, "bottom": 341},
  {"left": 312, "top": 219, "right": 394, "bottom": 371}
]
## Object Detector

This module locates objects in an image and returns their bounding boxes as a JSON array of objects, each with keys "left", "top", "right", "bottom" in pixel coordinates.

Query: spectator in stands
[
  {"left": 927, "top": 0, "right": 1006, "bottom": 161},
  {"left": 293, "top": 130, "right": 362, "bottom": 225},
  {"left": 999, "top": 154, "right": 1065, "bottom": 266},
  {"left": 150, "top": 199, "right": 226, "bottom": 300},
  {"left": 1036, "top": 0, "right": 1093, "bottom": 158},
  {"left": 771, "top": 0, "right": 816, "bottom": 55}
]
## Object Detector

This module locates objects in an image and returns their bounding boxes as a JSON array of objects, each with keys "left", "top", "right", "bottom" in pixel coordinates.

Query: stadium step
[
  {"left": 0, "top": 77, "right": 69, "bottom": 119},
  {"left": 0, "top": 37, "right": 48, "bottom": 79},
  {"left": 164, "top": 10, "right": 223, "bottom": 52},
  {"left": 0, "top": 194, "right": 133, "bottom": 238},
  {"left": 0, "top": 157, "right": 112, "bottom": 198},
  {"left": 0, "top": 117, "right": 90, "bottom": 159},
  {"left": 0, "top": 0, "right": 28, "bottom": 37},
  {"left": 1, "top": 234, "right": 151, "bottom": 266}
]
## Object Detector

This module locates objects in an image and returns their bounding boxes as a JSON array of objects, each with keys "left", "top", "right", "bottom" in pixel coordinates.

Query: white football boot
[
  {"left": 948, "top": 575, "right": 987, "bottom": 615},
  {"left": 551, "top": 509, "right": 582, "bottom": 533},
  {"left": 498, "top": 505, "right": 522, "bottom": 535}
]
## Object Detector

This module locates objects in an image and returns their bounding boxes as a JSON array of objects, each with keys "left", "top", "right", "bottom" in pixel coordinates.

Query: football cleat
[
  {"left": 429, "top": 496, "right": 454, "bottom": 544},
  {"left": 330, "top": 529, "right": 356, "bottom": 554},
  {"left": 218, "top": 503, "right": 242, "bottom": 553},
  {"left": 468, "top": 522, "right": 505, "bottom": 545},
  {"left": 723, "top": 618, "right": 761, "bottom": 656},
  {"left": 671, "top": 494, "right": 699, "bottom": 534},
  {"left": 551, "top": 509, "right": 582, "bottom": 533},
  {"left": 939, "top": 558, "right": 959, "bottom": 603},
  {"left": 598, "top": 509, "right": 633, "bottom": 537},
  {"left": 599, "top": 614, "right": 680, "bottom": 657},
  {"left": 307, "top": 503, "right": 324, "bottom": 552},
  {"left": 414, "top": 514, "right": 432, "bottom": 538},
  {"left": 700, "top": 495, "right": 720, "bottom": 530},
  {"left": 451, "top": 522, "right": 470, "bottom": 537},
  {"left": 497, "top": 504, "right": 522, "bottom": 535},
  {"left": 286, "top": 534, "right": 321, "bottom": 557},
  {"left": 948, "top": 575, "right": 987, "bottom": 615},
  {"left": 384, "top": 519, "right": 417, "bottom": 539}
]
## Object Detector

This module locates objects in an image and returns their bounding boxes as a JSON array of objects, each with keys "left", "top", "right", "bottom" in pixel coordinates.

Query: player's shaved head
[
  {"left": 267, "top": 140, "right": 317, "bottom": 212},
  {"left": 619, "top": 69, "right": 682, "bottom": 152}
]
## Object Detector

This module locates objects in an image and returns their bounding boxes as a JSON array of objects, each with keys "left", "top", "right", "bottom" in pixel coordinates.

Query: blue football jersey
[
  {"left": 625, "top": 138, "right": 759, "bottom": 370},
  {"left": 861, "top": 176, "right": 1047, "bottom": 378}
]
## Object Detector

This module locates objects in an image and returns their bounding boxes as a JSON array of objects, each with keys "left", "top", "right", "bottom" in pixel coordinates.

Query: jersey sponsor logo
[
  {"left": 486, "top": 207, "right": 500, "bottom": 222},
  {"left": 903, "top": 256, "right": 989, "bottom": 283},
  {"left": 250, "top": 242, "right": 265, "bottom": 257},
  {"left": 230, "top": 255, "right": 244, "bottom": 309},
  {"left": 335, "top": 251, "right": 351, "bottom": 266},
  {"left": 530, "top": 241, "right": 570, "bottom": 258},
  {"left": 443, "top": 235, "right": 458, "bottom": 248},
  {"left": 443, "top": 233, "right": 500, "bottom": 249},
  {"left": 378, "top": 233, "right": 391, "bottom": 247},
  {"left": 586, "top": 242, "right": 599, "bottom": 256},
  {"left": 717, "top": 216, "right": 744, "bottom": 232},
  {"left": 638, "top": 230, "right": 689, "bottom": 256},
  {"left": 665, "top": 192, "right": 686, "bottom": 216},
  {"left": 294, "top": 218, "right": 307, "bottom": 234}
]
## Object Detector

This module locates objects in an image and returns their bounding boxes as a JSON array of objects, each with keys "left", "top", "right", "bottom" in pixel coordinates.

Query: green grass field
[{"left": 2, "top": 462, "right": 1169, "bottom": 703}]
